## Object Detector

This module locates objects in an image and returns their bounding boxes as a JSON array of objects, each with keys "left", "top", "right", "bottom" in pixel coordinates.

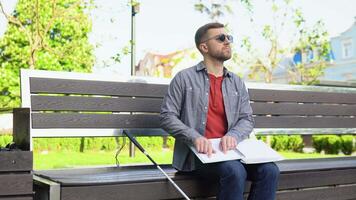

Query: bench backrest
[{"left": 14, "top": 69, "right": 356, "bottom": 150}]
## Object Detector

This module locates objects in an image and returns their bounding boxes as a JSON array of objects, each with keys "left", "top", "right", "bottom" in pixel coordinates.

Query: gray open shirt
[{"left": 160, "top": 62, "right": 255, "bottom": 171}]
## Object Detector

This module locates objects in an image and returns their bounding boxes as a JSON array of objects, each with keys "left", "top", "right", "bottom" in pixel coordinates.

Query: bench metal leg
[{"left": 34, "top": 175, "right": 61, "bottom": 200}]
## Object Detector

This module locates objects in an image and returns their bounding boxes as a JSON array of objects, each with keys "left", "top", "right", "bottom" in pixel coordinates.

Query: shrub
[
  {"left": 312, "top": 135, "right": 326, "bottom": 153},
  {"left": 0, "top": 135, "right": 12, "bottom": 147},
  {"left": 287, "top": 135, "right": 304, "bottom": 152},
  {"left": 271, "top": 135, "right": 289, "bottom": 151},
  {"left": 340, "top": 135, "right": 354, "bottom": 155},
  {"left": 323, "top": 135, "right": 341, "bottom": 154},
  {"left": 256, "top": 135, "right": 267, "bottom": 142}
]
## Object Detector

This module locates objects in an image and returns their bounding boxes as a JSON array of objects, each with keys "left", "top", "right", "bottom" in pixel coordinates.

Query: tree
[
  {"left": 193, "top": 0, "right": 330, "bottom": 85},
  {"left": 0, "top": 0, "right": 94, "bottom": 108},
  {"left": 288, "top": 16, "right": 331, "bottom": 85},
  {"left": 242, "top": 0, "right": 330, "bottom": 85},
  {"left": 194, "top": 0, "right": 252, "bottom": 21}
]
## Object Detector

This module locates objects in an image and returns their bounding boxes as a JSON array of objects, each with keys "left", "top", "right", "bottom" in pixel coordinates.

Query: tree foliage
[
  {"left": 194, "top": 0, "right": 252, "bottom": 21},
  {"left": 0, "top": 0, "right": 94, "bottom": 108},
  {"left": 194, "top": 0, "right": 330, "bottom": 85}
]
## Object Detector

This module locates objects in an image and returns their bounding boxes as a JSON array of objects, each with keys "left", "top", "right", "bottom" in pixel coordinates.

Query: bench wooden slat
[
  {"left": 31, "top": 95, "right": 356, "bottom": 116},
  {"left": 31, "top": 96, "right": 162, "bottom": 112},
  {"left": 278, "top": 168, "right": 356, "bottom": 190},
  {"left": 0, "top": 197, "right": 33, "bottom": 200},
  {"left": 31, "top": 114, "right": 356, "bottom": 129},
  {"left": 276, "top": 184, "right": 356, "bottom": 200},
  {"left": 0, "top": 174, "right": 33, "bottom": 196},
  {"left": 30, "top": 78, "right": 168, "bottom": 98},
  {"left": 0, "top": 151, "right": 33, "bottom": 172},
  {"left": 60, "top": 179, "right": 216, "bottom": 200},
  {"left": 249, "top": 89, "right": 356, "bottom": 104},
  {"left": 252, "top": 102, "right": 356, "bottom": 116},
  {"left": 32, "top": 113, "right": 160, "bottom": 129},
  {"left": 254, "top": 116, "right": 356, "bottom": 128}
]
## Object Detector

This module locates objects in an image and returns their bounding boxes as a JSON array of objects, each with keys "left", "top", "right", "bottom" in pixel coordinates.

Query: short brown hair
[{"left": 194, "top": 22, "right": 224, "bottom": 50}]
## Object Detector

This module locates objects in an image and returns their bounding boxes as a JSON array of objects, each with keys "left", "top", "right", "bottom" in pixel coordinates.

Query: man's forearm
[
  {"left": 160, "top": 113, "right": 202, "bottom": 145},
  {"left": 226, "top": 115, "right": 254, "bottom": 144}
]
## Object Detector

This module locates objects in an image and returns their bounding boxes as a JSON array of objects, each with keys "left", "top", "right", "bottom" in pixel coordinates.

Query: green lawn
[
  {"left": 34, "top": 148, "right": 173, "bottom": 170},
  {"left": 34, "top": 148, "right": 349, "bottom": 170}
]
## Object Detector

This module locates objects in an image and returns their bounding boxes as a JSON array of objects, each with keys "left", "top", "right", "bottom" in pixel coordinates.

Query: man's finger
[
  {"left": 226, "top": 137, "right": 231, "bottom": 150},
  {"left": 233, "top": 138, "right": 237, "bottom": 148},
  {"left": 195, "top": 138, "right": 202, "bottom": 152},
  {"left": 221, "top": 137, "right": 227, "bottom": 154},
  {"left": 207, "top": 141, "right": 213, "bottom": 157},
  {"left": 204, "top": 139, "right": 209, "bottom": 154}
]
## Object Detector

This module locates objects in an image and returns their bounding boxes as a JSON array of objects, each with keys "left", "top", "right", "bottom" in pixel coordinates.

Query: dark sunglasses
[{"left": 201, "top": 34, "right": 234, "bottom": 43}]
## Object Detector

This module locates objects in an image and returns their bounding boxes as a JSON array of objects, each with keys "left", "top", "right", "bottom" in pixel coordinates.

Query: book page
[
  {"left": 190, "top": 138, "right": 244, "bottom": 163},
  {"left": 237, "top": 139, "right": 284, "bottom": 164}
]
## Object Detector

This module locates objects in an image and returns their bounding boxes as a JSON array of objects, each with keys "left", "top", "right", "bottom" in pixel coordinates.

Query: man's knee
[
  {"left": 260, "top": 162, "right": 280, "bottom": 180},
  {"left": 219, "top": 161, "right": 247, "bottom": 180}
]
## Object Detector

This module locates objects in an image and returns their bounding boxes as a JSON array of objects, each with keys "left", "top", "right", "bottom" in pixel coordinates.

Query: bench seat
[{"left": 34, "top": 157, "right": 356, "bottom": 200}]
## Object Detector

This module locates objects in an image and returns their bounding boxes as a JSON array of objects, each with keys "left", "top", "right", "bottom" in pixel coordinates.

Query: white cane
[{"left": 123, "top": 131, "right": 191, "bottom": 200}]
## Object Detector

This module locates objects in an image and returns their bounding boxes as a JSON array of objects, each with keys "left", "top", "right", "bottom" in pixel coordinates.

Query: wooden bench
[
  {"left": 14, "top": 69, "right": 356, "bottom": 200},
  {"left": 0, "top": 150, "right": 33, "bottom": 200}
]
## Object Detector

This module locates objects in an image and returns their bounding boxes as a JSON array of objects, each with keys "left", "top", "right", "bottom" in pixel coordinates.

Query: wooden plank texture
[
  {"left": 32, "top": 114, "right": 356, "bottom": 129},
  {"left": 0, "top": 197, "right": 33, "bottom": 200},
  {"left": 31, "top": 96, "right": 162, "bottom": 112},
  {"left": 61, "top": 179, "right": 217, "bottom": 200},
  {"left": 251, "top": 102, "right": 356, "bottom": 116},
  {"left": 0, "top": 151, "right": 32, "bottom": 172},
  {"left": 276, "top": 184, "right": 356, "bottom": 200},
  {"left": 249, "top": 89, "right": 356, "bottom": 104},
  {"left": 30, "top": 78, "right": 167, "bottom": 98},
  {"left": 254, "top": 116, "right": 356, "bottom": 128},
  {"left": 13, "top": 108, "right": 31, "bottom": 151},
  {"left": 0, "top": 174, "right": 33, "bottom": 196},
  {"left": 31, "top": 113, "right": 160, "bottom": 129},
  {"left": 278, "top": 168, "right": 356, "bottom": 190}
]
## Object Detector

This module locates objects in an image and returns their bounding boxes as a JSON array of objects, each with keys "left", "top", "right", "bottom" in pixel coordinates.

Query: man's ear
[{"left": 199, "top": 43, "right": 208, "bottom": 53}]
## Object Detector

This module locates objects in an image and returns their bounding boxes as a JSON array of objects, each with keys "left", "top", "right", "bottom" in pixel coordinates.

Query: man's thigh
[
  {"left": 194, "top": 160, "right": 247, "bottom": 179},
  {"left": 243, "top": 162, "right": 280, "bottom": 181}
]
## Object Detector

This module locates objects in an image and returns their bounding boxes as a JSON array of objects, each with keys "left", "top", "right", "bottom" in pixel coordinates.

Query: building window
[{"left": 342, "top": 39, "right": 353, "bottom": 59}]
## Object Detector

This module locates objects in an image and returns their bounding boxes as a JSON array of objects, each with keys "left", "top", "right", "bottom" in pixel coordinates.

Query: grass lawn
[
  {"left": 34, "top": 148, "right": 350, "bottom": 170},
  {"left": 34, "top": 148, "right": 173, "bottom": 170}
]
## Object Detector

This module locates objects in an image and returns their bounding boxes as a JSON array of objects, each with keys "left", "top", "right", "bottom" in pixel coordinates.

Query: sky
[{"left": 1, "top": 0, "right": 356, "bottom": 76}]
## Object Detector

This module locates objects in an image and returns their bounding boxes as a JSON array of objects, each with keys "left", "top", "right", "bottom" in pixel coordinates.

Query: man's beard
[{"left": 214, "top": 51, "right": 231, "bottom": 62}]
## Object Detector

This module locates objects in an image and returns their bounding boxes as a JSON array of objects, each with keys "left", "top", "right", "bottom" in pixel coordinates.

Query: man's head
[{"left": 194, "top": 22, "right": 233, "bottom": 62}]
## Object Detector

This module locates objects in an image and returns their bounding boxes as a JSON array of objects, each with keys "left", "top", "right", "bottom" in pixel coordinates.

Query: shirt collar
[{"left": 195, "top": 61, "right": 232, "bottom": 78}]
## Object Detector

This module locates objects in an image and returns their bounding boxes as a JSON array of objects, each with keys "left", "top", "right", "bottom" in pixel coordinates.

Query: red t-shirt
[{"left": 204, "top": 74, "right": 228, "bottom": 139}]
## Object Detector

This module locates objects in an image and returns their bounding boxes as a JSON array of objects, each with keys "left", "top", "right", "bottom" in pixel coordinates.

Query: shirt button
[
  {"left": 202, "top": 122, "right": 205, "bottom": 125},
  {"left": 205, "top": 92, "right": 208, "bottom": 95},
  {"left": 206, "top": 78, "right": 209, "bottom": 81},
  {"left": 204, "top": 106, "right": 207, "bottom": 109}
]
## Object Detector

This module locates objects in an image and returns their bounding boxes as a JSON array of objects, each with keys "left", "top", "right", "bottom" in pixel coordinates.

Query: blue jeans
[{"left": 194, "top": 160, "right": 280, "bottom": 200}]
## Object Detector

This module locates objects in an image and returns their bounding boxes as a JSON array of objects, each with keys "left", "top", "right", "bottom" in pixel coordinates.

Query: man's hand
[
  {"left": 220, "top": 135, "right": 237, "bottom": 154},
  {"left": 194, "top": 137, "right": 215, "bottom": 157}
]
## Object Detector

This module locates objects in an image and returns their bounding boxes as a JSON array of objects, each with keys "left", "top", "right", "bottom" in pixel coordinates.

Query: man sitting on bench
[{"left": 160, "top": 22, "right": 280, "bottom": 200}]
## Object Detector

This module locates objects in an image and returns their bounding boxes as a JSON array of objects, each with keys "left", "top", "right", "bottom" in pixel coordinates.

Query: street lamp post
[
  {"left": 130, "top": 1, "right": 139, "bottom": 76},
  {"left": 129, "top": 1, "right": 140, "bottom": 157}
]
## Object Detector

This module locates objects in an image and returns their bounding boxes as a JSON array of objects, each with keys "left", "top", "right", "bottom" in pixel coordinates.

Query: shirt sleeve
[
  {"left": 159, "top": 72, "right": 202, "bottom": 145},
  {"left": 225, "top": 79, "right": 255, "bottom": 144}
]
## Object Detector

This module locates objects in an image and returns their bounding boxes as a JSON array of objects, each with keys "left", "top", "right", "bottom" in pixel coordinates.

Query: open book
[{"left": 190, "top": 138, "right": 284, "bottom": 164}]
